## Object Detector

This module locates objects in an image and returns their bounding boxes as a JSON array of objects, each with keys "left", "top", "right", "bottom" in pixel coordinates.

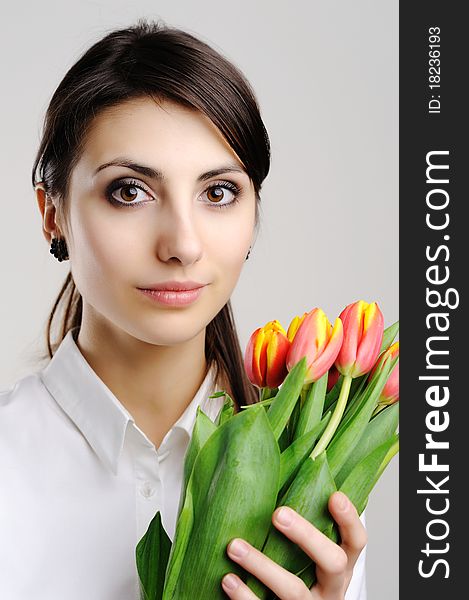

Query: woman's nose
[{"left": 155, "top": 202, "right": 204, "bottom": 266}]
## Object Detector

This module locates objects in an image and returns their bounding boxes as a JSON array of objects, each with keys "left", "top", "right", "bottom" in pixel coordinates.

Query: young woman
[{"left": 0, "top": 18, "right": 367, "bottom": 599}]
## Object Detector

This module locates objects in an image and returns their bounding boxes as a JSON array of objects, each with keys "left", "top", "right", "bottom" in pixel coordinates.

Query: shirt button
[{"left": 140, "top": 481, "right": 155, "bottom": 498}]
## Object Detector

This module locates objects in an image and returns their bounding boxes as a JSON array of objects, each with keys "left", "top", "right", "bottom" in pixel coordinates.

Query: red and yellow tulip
[
  {"left": 370, "top": 341, "right": 399, "bottom": 406},
  {"left": 244, "top": 320, "right": 291, "bottom": 389},
  {"left": 286, "top": 308, "right": 344, "bottom": 385},
  {"left": 335, "top": 300, "right": 384, "bottom": 378}
]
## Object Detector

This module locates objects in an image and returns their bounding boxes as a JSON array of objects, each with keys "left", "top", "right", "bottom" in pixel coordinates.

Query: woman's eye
[
  {"left": 106, "top": 180, "right": 152, "bottom": 206},
  {"left": 203, "top": 183, "right": 241, "bottom": 208}
]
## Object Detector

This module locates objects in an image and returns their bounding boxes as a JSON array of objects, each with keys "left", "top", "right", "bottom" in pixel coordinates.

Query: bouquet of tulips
[{"left": 136, "top": 300, "right": 399, "bottom": 600}]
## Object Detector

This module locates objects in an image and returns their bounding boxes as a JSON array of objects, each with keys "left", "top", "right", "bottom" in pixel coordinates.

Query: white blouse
[{"left": 0, "top": 327, "right": 366, "bottom": 599}]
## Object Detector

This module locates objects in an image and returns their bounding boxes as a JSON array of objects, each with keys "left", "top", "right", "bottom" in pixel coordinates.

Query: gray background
[{"left": 0, "top": 1, "right": 398, "bottom": 597}]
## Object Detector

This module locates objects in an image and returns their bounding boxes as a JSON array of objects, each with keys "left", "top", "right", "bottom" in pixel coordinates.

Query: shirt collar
[{"left": 39, "top": 327, "right": 221, "bottom": 476}]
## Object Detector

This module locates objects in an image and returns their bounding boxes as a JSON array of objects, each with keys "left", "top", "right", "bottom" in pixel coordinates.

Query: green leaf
[
  {"left": 214, "top": 391, "right": 235, "bottom": 426},
  {"left": 165, "top": 408, "right": 218, "bottom": 598},
  {"left": 240, "top": 386, "right": 279, "bottom": 411},
  {"left": 277, "top": 425, "right": 291, "bottom": 453},
  {"left": 164, "top": 405, "right": 280, "bottom": 599},
  {"left": 162, "top": 484, "right": 195, "bottom": 599},
  {"left": 240, "top": 395, "right": 276, "bottom": 410},
  {"left": 339, "top": 433, "right": 399, "bottom": 515},
  {"left": 293, "top": 372, "right": 328, "bottom": 441},
  {"left": 178, "top": 407, "right": 217, "bottom": 516},
  {"left": 326, "top": 355, "right": 398, "bottom": 478},
  {"left": 324, "top": 373, "right": 367, "bottom": 414},
  {"left": 267, "top": 357, "right": 308, "bottom": 440},
  {"left": 208, "top": 391, "right": 228, "bottom": 398},
  {"left": 136, "top": 511, "right": 172, "bottom": 600},
  {"left": 278, "top": 412, "right": 331, "bottom": 494},
  {"left": 287, "top": 397, "right": 302, "bottom": 444},
  {"left": 246, "top": 452, "right": 336, "bottom": 598},
  {"left": 335, "top": 402, "right": 399, "bottom": 488},
  {"left": 380, "top": 320, "right": 399, "bottom": 354}
]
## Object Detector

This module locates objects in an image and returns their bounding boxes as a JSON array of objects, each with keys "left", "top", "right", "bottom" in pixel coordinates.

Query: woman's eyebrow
[{"left": 93, "top": 158, "right": 246, "bottom": 182}]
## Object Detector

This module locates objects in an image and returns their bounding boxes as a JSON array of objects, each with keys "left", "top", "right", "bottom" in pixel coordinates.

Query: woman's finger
[
  {"left": 221, "top": 572, "right": 259, "bottom": 599},
  {"left": 327, "top": 491, "right": 368, "bottom": 585},
  {"left": 271, "top": 506, "right": 348, "bottom": 597},
  {"left": 224, "top": 537, "right": 311, "bottom": 600}
]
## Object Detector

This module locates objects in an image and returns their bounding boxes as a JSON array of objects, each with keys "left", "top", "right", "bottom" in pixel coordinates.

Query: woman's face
[{"left": 58, "top": 97, "right": 256, "bottom": 345}]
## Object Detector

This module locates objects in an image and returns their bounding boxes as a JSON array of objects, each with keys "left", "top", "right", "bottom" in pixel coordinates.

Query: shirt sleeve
[{"left": 344, "top": 510, "right": 367, "bottom": 600}]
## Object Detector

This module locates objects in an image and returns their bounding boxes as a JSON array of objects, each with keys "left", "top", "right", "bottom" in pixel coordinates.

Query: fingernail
[
  {"left": 222, "top": 574, "right": 239, "bottom": 591},
  {"left": 228, "top": 538, "right": 249, "bottom": 558},
  {"left": 336, "top": 492, "right": 349, "bottom": 511},
  {"left": 276, "top": 507, "right": 294, "bottom": 526},
  {"left": 221, "top": 575, "right": 239, "bottom": 590}
]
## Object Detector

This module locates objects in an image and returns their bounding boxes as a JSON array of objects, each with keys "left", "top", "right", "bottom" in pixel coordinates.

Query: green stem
[
  {"left": 261, "top": 386, "right": 278, "bottom": 402},
  {"left": 311, "top": 375, "right": 352, "bottom": 459}
]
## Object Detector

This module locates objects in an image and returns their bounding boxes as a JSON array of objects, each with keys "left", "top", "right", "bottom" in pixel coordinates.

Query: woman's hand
[{"left": 221, "top": 491, "right": 367, "bottom": 599}]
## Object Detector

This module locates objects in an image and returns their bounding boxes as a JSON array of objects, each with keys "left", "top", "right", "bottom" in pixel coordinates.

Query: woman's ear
[{"left": 35, "top": 183, "right": 59, "bottom": 244}]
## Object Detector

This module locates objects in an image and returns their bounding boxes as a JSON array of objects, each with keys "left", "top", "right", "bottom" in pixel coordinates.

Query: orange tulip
[
  {"left": 335, "top": 300, "right": 384, "bottom": 378},
  {"left": 244, "top": 320, "right": 291, "bottom": 388},
  {"left": 286, "top": 308, "right": 343, "bottom": 384}
]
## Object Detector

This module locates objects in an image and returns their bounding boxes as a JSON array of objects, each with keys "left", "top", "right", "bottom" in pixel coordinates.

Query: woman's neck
[{"left": 75, "top": 315, "right": 208, "bottom": 447}]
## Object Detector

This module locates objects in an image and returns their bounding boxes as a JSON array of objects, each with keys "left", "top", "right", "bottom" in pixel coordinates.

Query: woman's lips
[{"left": 137, "top": 286, "right": 206, "bottom": 306}]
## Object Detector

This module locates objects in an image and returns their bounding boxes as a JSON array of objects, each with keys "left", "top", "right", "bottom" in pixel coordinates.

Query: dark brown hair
[{"left": 32, "top": 18, "right": 270, "bottom": 408}]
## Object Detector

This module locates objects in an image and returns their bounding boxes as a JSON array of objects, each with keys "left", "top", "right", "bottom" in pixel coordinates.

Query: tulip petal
[
  {"left": 307, "top": 318, "right": 344, "bottom": 382},
  {"left": 286, "top": 313, "right": 313, "bottom": 371},
  {"left": 287, "top": 313, "right": 308, "bottom": 342},
  {"left": 335, "top": 301, "right": 363, "bottom": 375},
  {"left": 244, "top": 328, "right": 264, "bottom": 387},
  {"left": 353, "top": 303, "right": 384, "bottom": 376},
  {"left": 266, "top": 330, "right": 290, "bottom": 388},
  {"left": 314, "top": 310, "right": 329, "bottom": 353}
]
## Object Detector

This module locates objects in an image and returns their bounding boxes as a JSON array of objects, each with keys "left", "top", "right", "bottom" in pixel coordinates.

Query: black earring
[
  {"left": 245, "top": 246, "right": 251, "bottom": 261},
  {"left": 50, "top": 236, "right": 69, "bottom": 262}
]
